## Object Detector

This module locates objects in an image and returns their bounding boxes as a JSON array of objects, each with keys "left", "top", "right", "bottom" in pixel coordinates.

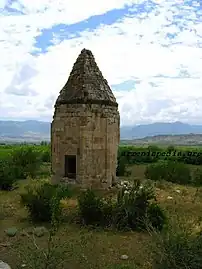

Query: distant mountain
[
  {"left": 1, "top": 120, "right": 202, "bottom": 144},
  {"left": 0, "top": 120, "right": 50, "bottom": 142},
  {"left": 121, "top": 121, "right": 202, "bottom": 139},
  {"left": 121, "top": 134, "right": 202, "bottom": 146}
]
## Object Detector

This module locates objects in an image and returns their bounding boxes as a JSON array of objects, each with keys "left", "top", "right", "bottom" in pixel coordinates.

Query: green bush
[
  {"left": 41, "top": 149, "right": 51, "bottom": 162},
  {"left": 166, "top": 145, "right": 175, "bottom": 153},
  {"left": 145, "top": 161, "right": 166, "bottom": 182},
  {"left": 113, "top": 180, "right": 167, "bottom": 231},
  {"left": 20, "top": 182, "right": 72, "bottom": 222},
  {"left": 11, "top": 147, "right": 41, "bottom": 179},
  {"left": 152, "top": 224, "right": 202, "bottom": 269},
  {"left": 146, "top": 203, "right": 167, "bottom": 231},
  {"left": 101, "top": 197, "right": 114, "bottom": 227},
  {"left": 0, "top": 158, "right": 17, "bottom": 190},
  {"left": 78, "top": 189, "right": 113, "bottom": 226},
  {"left": 78, "top": 189, "right": 102, "bottom": 225},
  {"left": 118, "top": 145, "right": 202, "bottom": 166},
  {"left": 192, "top": 168, "right": 202, "bottom": 187},
  {"left": 0, "top": 146, "right": 42, "bottom": 190},
  {"left": 78, "top": 181, "right": 166, "bottom": 232},
  {"left": 116, "top": 156, "right": 127, "bottom": 176},
  {"left": 118, "top": 145, "right": 161, "bottom": 165},
  {"left": 177, "top": 150, "right": 202, "bottom": 165},
  {"left": 145, "top": 161, "right": 192, "bottom": 185}
]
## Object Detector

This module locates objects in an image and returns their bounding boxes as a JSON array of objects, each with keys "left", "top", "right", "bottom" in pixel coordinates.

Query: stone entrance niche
[{"left": 64, "top": 155, "right": 76, "bottom": 179}]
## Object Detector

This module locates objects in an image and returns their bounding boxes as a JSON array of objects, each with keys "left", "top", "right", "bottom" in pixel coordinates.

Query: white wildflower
[{"left": 167, "top": 196, "right": 173, "bottom": 200}]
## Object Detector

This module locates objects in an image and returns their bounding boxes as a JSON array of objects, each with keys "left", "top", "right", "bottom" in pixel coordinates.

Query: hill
[
  {"left": 1, "top": 120, "right": 202, "bottom": 144},
  {"left": 121, "top": 134, "right": 202, "bottom": 146},
  {"left": 0, "top": 120, "right": 50, "bottom": 143},
  {"left": 121, "top": 121, "right": 202, "bottom": 139}
]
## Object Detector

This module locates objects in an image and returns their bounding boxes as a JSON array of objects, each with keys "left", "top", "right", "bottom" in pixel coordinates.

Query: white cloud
[
  {"left": 0, "top": 0, "right": 202, "bottom": 125},
  {"left": 12, "top": 0, "right": 137, "bottom": 16},
  {"left": 0, "top": 0, "right": 6, "bottom": 9}
]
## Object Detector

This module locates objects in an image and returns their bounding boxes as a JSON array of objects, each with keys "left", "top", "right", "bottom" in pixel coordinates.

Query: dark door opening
[{"left": 64, "top": 155, "right": 76, "bottom": 179}]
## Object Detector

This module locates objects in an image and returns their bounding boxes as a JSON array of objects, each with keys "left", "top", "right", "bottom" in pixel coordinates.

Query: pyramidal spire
[{"left": 55, "top": 48, "right": 118, "bottom": 107}]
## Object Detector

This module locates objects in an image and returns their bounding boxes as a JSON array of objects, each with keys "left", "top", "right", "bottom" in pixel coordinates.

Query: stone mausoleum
[{"left": 51, "top": 48, "right": 120, "bottom": 189}]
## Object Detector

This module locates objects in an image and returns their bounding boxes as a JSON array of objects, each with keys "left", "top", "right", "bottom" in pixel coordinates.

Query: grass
[{"left": 1, "top": 164, "right": 202, "bottom": 269}]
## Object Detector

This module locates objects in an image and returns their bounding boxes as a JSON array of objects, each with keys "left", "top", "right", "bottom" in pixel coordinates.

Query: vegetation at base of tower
[
  {"left": 77, "top": 189, "right": 114, "bottom": 227},
  {"left": 78, "top": 180, "right": 167, "bottom": 232},
  {"left": 0, "top": 143, "right": 202, "bottom": 269},
  {"left": 116, "top": 156, "right": 131, "bottom": 176},
  {"left": 20, "top": 181, "right": 72, "bottom": 222}
]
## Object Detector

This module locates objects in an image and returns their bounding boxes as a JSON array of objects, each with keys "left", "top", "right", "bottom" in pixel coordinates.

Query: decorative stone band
[{"left": 55, "top": 98, "right": 118, "bottom": 107}]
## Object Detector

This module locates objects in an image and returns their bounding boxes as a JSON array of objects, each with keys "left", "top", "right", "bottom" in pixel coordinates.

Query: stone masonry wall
[{"left": 51, "top": 103, "right": 120, "bottom": 188}]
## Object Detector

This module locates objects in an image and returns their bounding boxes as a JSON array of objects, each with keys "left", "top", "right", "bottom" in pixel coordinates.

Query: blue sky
[{"left": 0, "top": 0, "right": 202, "bottom": 125}]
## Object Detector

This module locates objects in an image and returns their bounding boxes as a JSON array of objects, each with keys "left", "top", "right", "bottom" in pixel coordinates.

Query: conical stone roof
[{"left": 55, "top": 49, "right": 118, "bottom": 107}]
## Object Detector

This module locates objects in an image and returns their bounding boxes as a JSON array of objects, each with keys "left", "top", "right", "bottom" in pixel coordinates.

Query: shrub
[
  {"left": 113, "top": 180, "right": 166, "bottom": 231},
  {"left": 78, "top": 189, "right": 103, "bottom": 225},
  {"left": 116, "top": 156, "right": 127, "bottom": 176},
  {"left": 151, "top": 223, "right": 202, "bottom": 269},
  {"left": 146, "top": 203, "right": 167, "bottom": 231},
  {"left": 77, "top": 189, "right": 113, "bottom": 226},
  {"left": 166, "top": 145, "right": 175, "bottom": 153},
  {"left": 192, "top": 168, "right": 202, "bottom": 187},
  {"left": 20, "top": 182, "right": 72, "bottom": 222},
  {"left": 118, "top": 145, "right": 202, "bottom": 165},
  {"left": 118, "top": 145, "right": 161, "bottom": 165},
  {"left": 77, "top": 181, "right": 166, "bottom": 232},
  {"left": 41, "top": 149, "right": 51, "bottom": 162},
  {"left": 177, "top": 150, "right": 202, "bottom": 165},
  {"left": 101, "top": 197, "right": 114, "bottom": 227},
  {"left": 0, "top": 157, "right": 17, "bottom": 190},
  {"left": 147, "top": 145, "right": 162, "bottom": 163},
  {"left": 145, "top": 161, "right": 192, "bottom": 185},
  {"left": 11, "top": 147, "right": 41, "bottom": 179},
  {"left": 145, "top": 161, "right": 166, "bottom": 182},
  {"left": 17, "top": 183, "right": 67, "bottom": 269}
]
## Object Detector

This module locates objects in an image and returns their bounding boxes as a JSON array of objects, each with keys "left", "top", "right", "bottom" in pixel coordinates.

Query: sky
[{"left": 0, "top": 0, "right": 202, "bottom": 126}]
